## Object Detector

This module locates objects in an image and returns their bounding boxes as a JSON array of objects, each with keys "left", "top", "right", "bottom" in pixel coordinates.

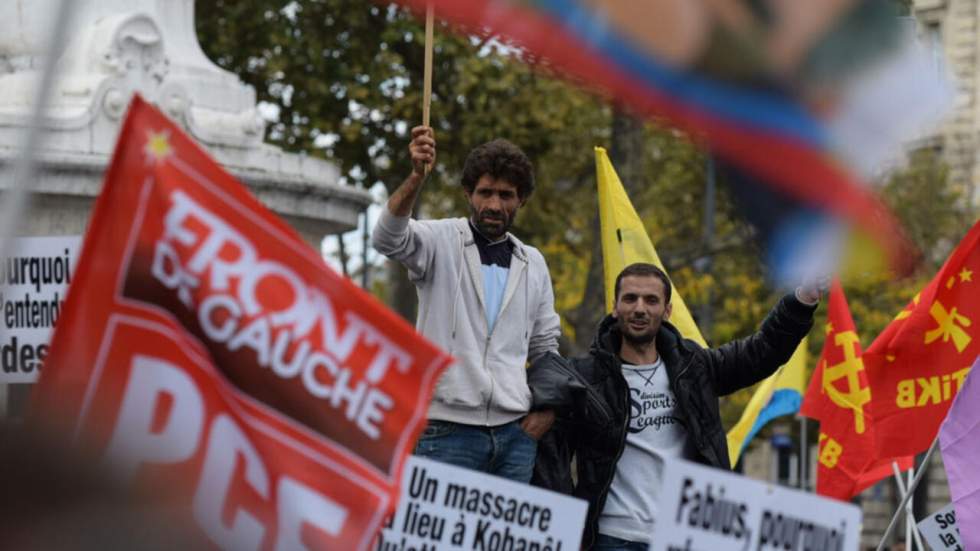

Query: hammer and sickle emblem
[{"left": 822, "top": 331, "right": 871, "bottom": 434}]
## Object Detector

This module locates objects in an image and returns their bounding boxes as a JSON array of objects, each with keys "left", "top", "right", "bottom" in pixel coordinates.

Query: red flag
[
  {"left": 864, "top": 220, "right": 980, "bottom": 458},
  {"left": 801, "top": 281, "right": 910, "bottom": 499},
  {"left": 30, "top": 95, "right": 452, "bottom": 549}
]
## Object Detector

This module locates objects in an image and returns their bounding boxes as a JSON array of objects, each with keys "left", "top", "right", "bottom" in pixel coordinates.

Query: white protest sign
[
  {"left": 918, "top": 503, "right": 963, "bottom": 551},
  {"left": 376, "top": 456, "right": 587, "bottom": 551},
  {"left": 0, "top": 236, "right": 81, "bottom": 383},
  {"left": 653, "top": 458, "right": 861, "bottom": 551}
]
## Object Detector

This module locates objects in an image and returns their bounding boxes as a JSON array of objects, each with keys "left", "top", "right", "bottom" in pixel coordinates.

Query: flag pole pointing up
[
  {"left": 422, "top": 3, "right": 434, "bottom": 175},
  {"left": 876, "top": 436, "right": 939, "bottom": 551}
]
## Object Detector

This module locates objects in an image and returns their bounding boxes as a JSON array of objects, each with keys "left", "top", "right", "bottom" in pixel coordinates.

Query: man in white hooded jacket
[{"left": 371, "top": 125, "right": 561, "bottom": 482}]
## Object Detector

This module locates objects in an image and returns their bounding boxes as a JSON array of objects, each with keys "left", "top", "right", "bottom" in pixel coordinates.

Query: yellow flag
[
  {"left": 725, "top": 339, "right": 808, "bottom": 467},
  {"left": 596, "top": 146, "right": 707, "bottom": 347}
]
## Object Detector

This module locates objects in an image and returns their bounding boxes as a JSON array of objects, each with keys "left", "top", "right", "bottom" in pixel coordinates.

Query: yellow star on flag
[
  {"left": 895, "top": 292, "right": 921, "bottom": 321},
  {"left": 144, "top": 130, "right": 174, "bottom": 163},
  {"left": 825, "top": 322, "right": 834, "bottom": 335},
  {"left": 960, "top": 268, "right": 973, "bottom": 283}
]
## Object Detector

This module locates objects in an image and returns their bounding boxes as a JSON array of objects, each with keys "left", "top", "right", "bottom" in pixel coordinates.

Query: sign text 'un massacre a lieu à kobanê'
[{"left": 376, "top": 457, "right": 586, "bottom": 551}]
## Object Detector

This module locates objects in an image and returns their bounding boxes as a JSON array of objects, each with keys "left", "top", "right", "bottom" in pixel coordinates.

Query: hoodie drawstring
[
  {"left": 449, "top": 230, "right": 466, "bottom": 345},
  {"left": 524, "top": 260, "right": 529, "bottom": 343}
]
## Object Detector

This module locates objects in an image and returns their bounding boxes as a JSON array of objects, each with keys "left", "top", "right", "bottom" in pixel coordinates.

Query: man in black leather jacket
[{"left": 528, "top": 263, "right": 820, "bottom": 550}]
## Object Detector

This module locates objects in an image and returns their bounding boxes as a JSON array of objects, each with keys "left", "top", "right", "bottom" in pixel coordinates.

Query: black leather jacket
[{"left": 528, "top": 294, "right": 816, "bottom": 548}]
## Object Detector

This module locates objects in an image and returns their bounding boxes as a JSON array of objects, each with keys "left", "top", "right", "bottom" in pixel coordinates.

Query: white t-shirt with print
[{"left": 598, "top": 358, "right": 692, "bottom": 544}]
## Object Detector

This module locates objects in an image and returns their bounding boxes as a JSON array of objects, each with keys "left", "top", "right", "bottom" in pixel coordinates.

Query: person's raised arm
[
  {"left": 372, "top": 125, "right": 440, "bottom": 279},
  {"left": 705, "top": 277, "right": 827, "bottom": 395},
  {"left": 386, "top": 125, "right": 435, "bottom": 216}
]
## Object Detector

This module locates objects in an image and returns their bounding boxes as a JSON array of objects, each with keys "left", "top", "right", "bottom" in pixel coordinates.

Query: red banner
[
  {"left": 31, "top": 95, "right": 452, "bottom": 549},
  {"left": 801, "top": 281, "right": 910, "bottom": 500},
  {"left": 864, "top": 220, "right": 980, "bottom": 458}
]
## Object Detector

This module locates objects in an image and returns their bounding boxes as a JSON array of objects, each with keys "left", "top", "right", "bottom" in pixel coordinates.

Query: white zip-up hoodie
[{"left": 372, "top": 210, "right": 561, "bottom": 426}]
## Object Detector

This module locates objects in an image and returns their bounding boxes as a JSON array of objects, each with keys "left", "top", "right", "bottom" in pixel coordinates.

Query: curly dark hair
[{"left": 461, "top": 139, "right": 535, "bottom": 199}]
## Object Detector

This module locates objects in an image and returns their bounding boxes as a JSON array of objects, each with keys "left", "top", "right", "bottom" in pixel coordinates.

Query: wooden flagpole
[{"left": 422, "top": 3, "right": 434, "bottom": 175}]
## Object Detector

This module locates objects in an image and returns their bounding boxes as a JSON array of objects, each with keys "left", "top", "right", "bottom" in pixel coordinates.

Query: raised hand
[
  {"left": 409, "top": 125, "right": 436, "bottom": 177},
  {"left": 796, "top": 275, "right": 830, "bottom": 305}
]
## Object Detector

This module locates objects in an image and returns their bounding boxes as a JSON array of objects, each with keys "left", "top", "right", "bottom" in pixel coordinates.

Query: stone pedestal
[{"left": 0, "top": 0, "right": 371, "bottom": 246}]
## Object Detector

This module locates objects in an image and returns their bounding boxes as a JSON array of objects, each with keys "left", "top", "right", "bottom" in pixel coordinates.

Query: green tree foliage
[
  {"left": 196, "top": 1, "right": 610, "bottom": 197},
  {"left": 196, "top": 0, "right": 613, "bottom": 320}
]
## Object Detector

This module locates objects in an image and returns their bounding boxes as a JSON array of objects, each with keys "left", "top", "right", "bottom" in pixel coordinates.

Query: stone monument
[{"left": 0, "top": 0, "right": 371, "bottom": 243}]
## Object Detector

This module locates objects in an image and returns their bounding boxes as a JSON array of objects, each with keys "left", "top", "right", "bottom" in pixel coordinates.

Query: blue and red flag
[{"left": 397, "top": 1, "right": 947, "bottom": 279}]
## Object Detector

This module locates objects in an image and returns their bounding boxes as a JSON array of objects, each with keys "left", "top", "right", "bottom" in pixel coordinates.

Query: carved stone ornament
[{"left": 0, "top": 0, "right": 371, "bottom": 244}]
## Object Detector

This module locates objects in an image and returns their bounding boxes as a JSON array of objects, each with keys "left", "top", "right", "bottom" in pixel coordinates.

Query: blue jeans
[
  {"left": 594, "top": 534, "right": 649, "bottom": 551},
  {"left": 413, "top": 419, "right": 538, "bottom": 482}
]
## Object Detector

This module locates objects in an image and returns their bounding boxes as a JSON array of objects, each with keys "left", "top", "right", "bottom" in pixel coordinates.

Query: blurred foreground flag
[
  {"left": 939, "top": 354, "right": 980, "bottom": 551},
  {"left": 726, "top": 338, "right": 807, "bottom": 467},
  {"left": 396, "top": 1, "right": 953, "bottom": 282},
  {"left": 596, "top": 146, "right": 705, "bottom": 346},
  {"left": 30, "top": 95, "right": 452, "bottom": 550},
  {"left": 864, "top": 220, "right": 980, "bottom": 459}
]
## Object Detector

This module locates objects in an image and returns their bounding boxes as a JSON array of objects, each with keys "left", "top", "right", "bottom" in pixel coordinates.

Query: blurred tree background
[{"left": 196, "top": 1, "right": 976, "bottom": 431}]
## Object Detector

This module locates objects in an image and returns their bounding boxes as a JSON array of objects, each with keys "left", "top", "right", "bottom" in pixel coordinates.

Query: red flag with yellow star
[
  {"left": 800, "top": 281, "right": 910, "bottom": 499},
  {"left": 864, "top": 221, "right": 980, "bottom": 458}
]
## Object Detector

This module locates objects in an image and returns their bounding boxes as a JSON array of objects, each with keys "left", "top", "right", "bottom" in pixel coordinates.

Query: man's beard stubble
[
  {"left": 617, "top": 317, "right": 657, "bottom": 346},
  {"left": 471, "top": 206, "right": 512, "bottom": 239}
]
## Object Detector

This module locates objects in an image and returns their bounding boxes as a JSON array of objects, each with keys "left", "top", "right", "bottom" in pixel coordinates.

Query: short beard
[
  {"left": 622, "top": 330, "right": 656, "bottom": 346},
  {"left": 470, "top": 207, "right": 511, "bottom": 239},
  {"left": 617, "top": 318, "right": 656, "bottom": 346}
]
